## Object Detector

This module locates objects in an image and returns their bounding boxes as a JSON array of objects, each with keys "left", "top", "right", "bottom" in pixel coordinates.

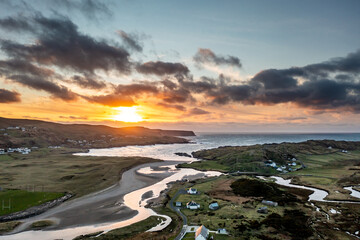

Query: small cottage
[
  {"left": 187, "top": 201, "right": 200, "bottom": 210},
  {"left": 175, "top": 202, "right": 182, "bottom": 207},
  {"left": 187, "top": 188, "right": 198, "bottom": 194},
  {"left": 195, "top": 225, "right": 209, "bottom": 240},
  {"left": 261, "top": 200, "right": 278, "bottom": 207}
]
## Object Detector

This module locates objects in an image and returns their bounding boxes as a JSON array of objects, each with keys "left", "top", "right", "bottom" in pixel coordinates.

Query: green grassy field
[
  {"left": 287, "top": 150, "right": 360, "bottom": 200},
  {"left": 0, "top": 148, "right": 160, "bottom": 198},
  {"left": 178, "top": 160, "right": 230, "bottom": 172},
  {"left": 0, "top": 190, "right": 64, "bottom": 216}
]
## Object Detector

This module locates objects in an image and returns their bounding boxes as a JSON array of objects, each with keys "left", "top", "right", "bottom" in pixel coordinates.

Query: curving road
[{"left": 169, "top": 189, "right": 188, "bottom": 240}]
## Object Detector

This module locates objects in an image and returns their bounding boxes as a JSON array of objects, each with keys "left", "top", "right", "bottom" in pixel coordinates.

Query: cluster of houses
[
  {"left": 0, "top": 147, "right": 31, "bottom": 155},
  {"left": 1, "top": 126, "right": 27, "bottom": 136},
  {"left": 264, "top": 157, "right": 300, "bottom": 173},
  {"left": 175, "top": 187, "right": 278, "bottom": 239}
]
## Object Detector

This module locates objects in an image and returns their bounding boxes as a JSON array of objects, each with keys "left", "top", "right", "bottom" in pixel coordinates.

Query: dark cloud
[
  {"left": 9, "top": 74, "right": 77, "bottom": 101},
  {"left": 195, "top": 50, "right": 360, "bottom": 112},
  {"left": 157, "top": 103, "right": 186, "bottom": 111},
  {"left": 0, "top": 15, "right": 132, "bottom": 74},
  {"left": 117, "top": 30, "right": 143, "bottom": 52},
  {"left": 193, "top": 48, "right": 242, "bottom": 69},
  {"left": 59, "top": 115, "right": 88, "bottom": 120},
  {"left": 0, "top": 60, "right": 54, "bottom": 77},
  {"left": 189, "top": 108, "right": 210, "bottom": 115},
  {"left": 114, "top": 83, "right": 158, "bottom": 96},
  {"left": 82, "top": 82, "right": 158, "bottom": 107},
  {"left": 136, "top": 61, "right": 189, "bottom": 76},
  {"left": 277, "top": 116, "right": 307, "bottom": 121},
  {"left": 0, "top": 59, "right": 76, "bottom": 101},
  {"left": 0, "top": 16, "right": 34, "bottom": 32},
  {"left": 0, "top": 88, "right": 21, "bottom": 103},
  {"left": 83, "top": 94, "right": 135, "bottom": 107},
  {"left": 69, "top": 75, "right": 107, "bottom": 89},
  {"left": 251, "top": 69, "right": 298, "bottom": 89}
]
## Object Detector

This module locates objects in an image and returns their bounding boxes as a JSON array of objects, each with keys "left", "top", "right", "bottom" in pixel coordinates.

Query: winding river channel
[{"left": 2, "top": 133, "right": 360, "bottom": 240}]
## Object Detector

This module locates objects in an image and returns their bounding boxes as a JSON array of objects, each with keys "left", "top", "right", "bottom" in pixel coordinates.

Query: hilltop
[{"left": 0, "top": 117, "right": 195, "bottom": 148}]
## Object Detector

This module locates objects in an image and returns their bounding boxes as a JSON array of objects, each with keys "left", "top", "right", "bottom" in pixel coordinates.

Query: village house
[
  {"left": 187, "top": 201, "right": 200, "bottom": 210},
  {"left": 0, "top": 149, "right": 5, "bottom": 155},
  {"left": 187, "top": 188, "right": 198, "bottom": 195},
  {"left": 175, "top": 202, "right": 182, "bottom": 207},
  {"left": 257, "top": 206, "right": 268, "bottom": 214},
  {"left": 261, "top": 200, "right": 278, "bottom": 207},
  {"left": 195, "top": 225, "right": 209, "bottom": 240},
  {"left": 209, "top": 202, "right": 219, "bottom": 210},
  {"left": 217, "top": 228, "right": 228, "bottom": 235}
]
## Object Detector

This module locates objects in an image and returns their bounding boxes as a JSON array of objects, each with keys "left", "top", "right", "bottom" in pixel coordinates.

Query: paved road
[{"left": 169, "top": 189, "right": 188, "bottom": 240}]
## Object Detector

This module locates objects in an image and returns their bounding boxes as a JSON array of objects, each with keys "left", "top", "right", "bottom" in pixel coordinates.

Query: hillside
[
  {"left": 179, "top": 140, "right": 360, "bottom": 173},
  {"left": 0, "top": 117, "right": 195, "bottom": 148}
]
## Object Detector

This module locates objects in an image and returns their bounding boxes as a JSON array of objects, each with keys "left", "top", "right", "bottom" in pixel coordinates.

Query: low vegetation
[
  {"left": 0, "top": 148, "right": 160, "bottom": 198},
  {"left": 0, "top": 221, "right": 22, "bottom": 234},
  {"left": 73, "top": 216, "right": 166, "bottom": 240},
  {"left": 29, "top": 220, "right": 54, "bottom": 229},
  {"left": 0, "top": 190, "right": 64, "bottom": 216}
]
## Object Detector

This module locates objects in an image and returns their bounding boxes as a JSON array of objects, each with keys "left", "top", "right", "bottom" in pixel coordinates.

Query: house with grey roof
[{"left": 195, "top": 225, "right": 209, "bottom": 240}]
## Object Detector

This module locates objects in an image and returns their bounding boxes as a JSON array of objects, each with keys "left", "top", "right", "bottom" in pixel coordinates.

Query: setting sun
[{"left": 113, "top": 106, "right": 143, "bottom": 122}]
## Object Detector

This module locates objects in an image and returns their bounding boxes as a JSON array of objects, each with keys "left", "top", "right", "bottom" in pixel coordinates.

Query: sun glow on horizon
[{"left": 113, "top": 106, "right": 143, "bottom": 122}]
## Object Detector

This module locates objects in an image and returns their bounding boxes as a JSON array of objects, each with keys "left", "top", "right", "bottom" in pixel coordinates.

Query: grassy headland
[
  {"left": 179, "top": 140, "right": 360, "bottom": 201},
  {"left": 0, "top": 117, "right": 194, "bottom": 149}
]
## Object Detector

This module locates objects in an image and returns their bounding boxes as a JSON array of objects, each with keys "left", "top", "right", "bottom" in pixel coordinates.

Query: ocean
[{"left": 77, "top": 132, "right": 360, "bottom": 161}]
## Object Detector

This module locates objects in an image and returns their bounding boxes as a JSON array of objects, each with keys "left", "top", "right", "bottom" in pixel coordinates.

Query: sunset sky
[{"left": 0, "top": 0, "right": 360, "bottom": 132}]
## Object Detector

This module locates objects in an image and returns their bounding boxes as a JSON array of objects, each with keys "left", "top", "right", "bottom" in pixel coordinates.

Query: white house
[
  {"left": 187, "top": 188, "right": 198, "bottom": 195},
  {"left": 217, "top": 228, "right": 228, "bottom": 235},
  {"left": 276, "top": 167, "right": 283, "bottom": 172},
  {"left": 0, "top": 149, "right": 5, "bottom": 155},
  {"left": 261, "top": 200, "right": 278, "bottom": 207},
  {"left": 187, "top": 201, "right": 200, "bottom": 210},
  {"left": 195, "top": 225, "right": 209, "bottom": 240},
  {"left": 269, "top": 162, "right": 277, "bottom": 168},
  {"left": 291, "top": 162, "right": 297, "bottom": 166}
]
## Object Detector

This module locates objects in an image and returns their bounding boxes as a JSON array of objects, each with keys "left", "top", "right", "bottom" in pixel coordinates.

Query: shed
[{"left": 209, "top": 202, "right": 219, "bottom": 210}]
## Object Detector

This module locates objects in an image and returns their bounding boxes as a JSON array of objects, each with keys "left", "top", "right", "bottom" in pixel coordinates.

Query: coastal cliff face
[{"left": 0, "top": 117, "right": 194, "bottom": 148}]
